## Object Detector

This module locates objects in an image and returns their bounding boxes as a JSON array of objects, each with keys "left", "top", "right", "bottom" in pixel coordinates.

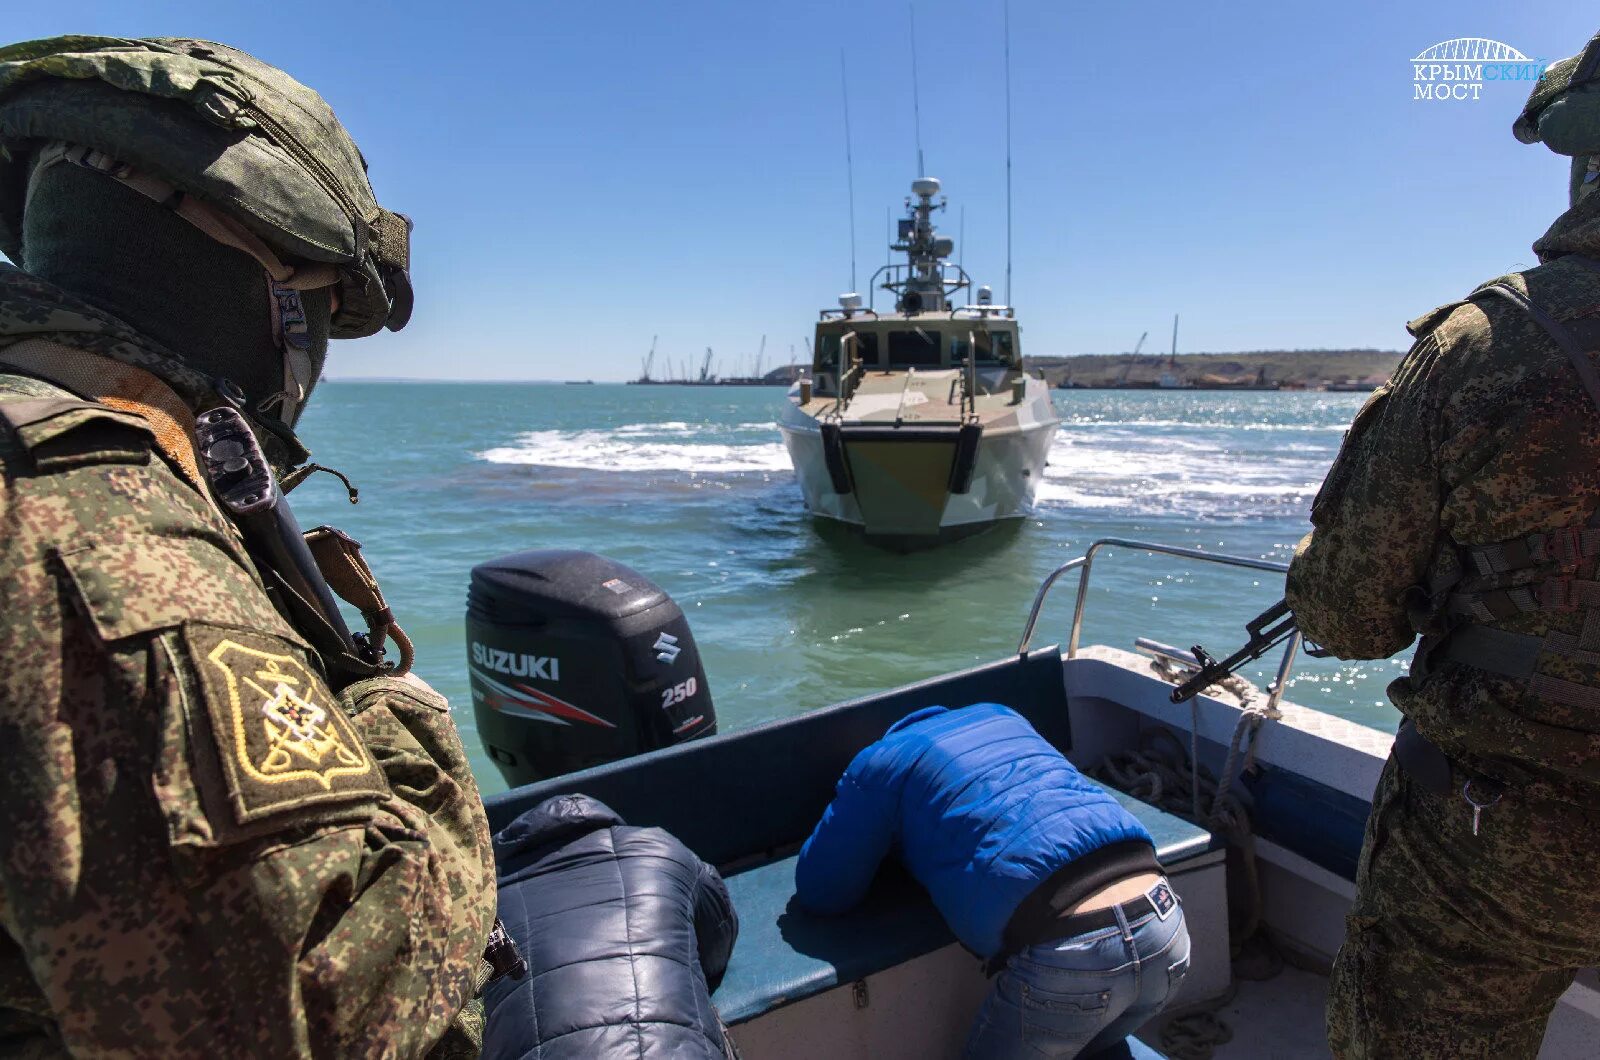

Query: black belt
[{"left": 1025, "top": 890, "right": 1161, "bottom": 947}]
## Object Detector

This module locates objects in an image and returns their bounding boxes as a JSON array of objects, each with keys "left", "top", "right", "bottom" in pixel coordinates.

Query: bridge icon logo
[{"left": 1411, "top": 38, "right": 1546, "bottom": 102}]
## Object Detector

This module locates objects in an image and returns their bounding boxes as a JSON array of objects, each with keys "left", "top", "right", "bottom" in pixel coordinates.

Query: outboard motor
[{"left": 466, "top": 550, "right": 716, "bottom": 787}]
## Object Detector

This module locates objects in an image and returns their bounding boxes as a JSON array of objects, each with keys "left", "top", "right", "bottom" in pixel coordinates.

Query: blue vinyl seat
[{"left": 711, "top": 783, "right": 1213, "bottom": 1025}]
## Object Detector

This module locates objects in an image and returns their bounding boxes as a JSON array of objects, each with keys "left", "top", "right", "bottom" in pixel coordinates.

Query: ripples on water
[{"left": 297, "top": 383, "right": 1393, "bottom": 793}]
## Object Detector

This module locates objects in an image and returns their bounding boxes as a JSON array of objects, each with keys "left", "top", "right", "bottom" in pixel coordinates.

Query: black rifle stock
[{"left": 196, "top": 406, "right": 372, "bottom": 676}]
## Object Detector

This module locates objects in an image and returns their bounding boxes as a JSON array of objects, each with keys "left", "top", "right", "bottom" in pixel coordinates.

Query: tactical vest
[{"left": 1411, "top": 255, "right": 1600, "bottom": 710}]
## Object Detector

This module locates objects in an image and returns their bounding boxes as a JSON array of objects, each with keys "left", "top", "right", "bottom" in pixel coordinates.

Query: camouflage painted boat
[{"left": 777, "top": 177, "right": 1059, "bottom": 545}]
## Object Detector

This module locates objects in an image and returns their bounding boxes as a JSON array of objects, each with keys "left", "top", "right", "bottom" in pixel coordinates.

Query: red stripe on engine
[{"left": 511, "top": 682, "right": 617, "bottom": 729}]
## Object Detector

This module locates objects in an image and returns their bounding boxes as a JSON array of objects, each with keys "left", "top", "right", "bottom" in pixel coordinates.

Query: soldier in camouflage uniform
[
  {"left": 1286, "top": 31, "right": 1600, "bottom": 1060},
  {"left": 0, "top": 39, "right": 496, "bottom": 1056}
]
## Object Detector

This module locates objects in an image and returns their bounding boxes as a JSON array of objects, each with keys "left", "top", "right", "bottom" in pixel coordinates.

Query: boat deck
[
  {"left": 1144, "top": 962, "right": 1598, "bottom": 1058},
  {"left": 795, "top": 368, "right": 1028, "bottom": 426},
  {"left": 1136, "top": 964, "right": 1331, "bottom": 1059},
  {"left": 481, "top": 599, "right": 1600, "bottom": 1058}
]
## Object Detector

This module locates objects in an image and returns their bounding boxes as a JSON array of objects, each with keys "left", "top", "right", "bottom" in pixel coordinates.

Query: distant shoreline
[
  {"left": 1024, "top": 348, "right": 1401, "bottom": 391},
  {"left": 319, "top": 377, "right": 785, "bottom": 386},
  {"left": 327, "top": 348, "right": 1403, "bottom": 391}
]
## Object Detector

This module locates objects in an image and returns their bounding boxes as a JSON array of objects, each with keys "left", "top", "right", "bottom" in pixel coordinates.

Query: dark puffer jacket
[{"left": 482, "top": 794, "right": 739, "bottom": 1060}]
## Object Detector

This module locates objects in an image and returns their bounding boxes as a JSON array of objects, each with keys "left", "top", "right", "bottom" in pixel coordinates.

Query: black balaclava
[{"left": 19, "top": 156, "right": 331, "bottom": 426}]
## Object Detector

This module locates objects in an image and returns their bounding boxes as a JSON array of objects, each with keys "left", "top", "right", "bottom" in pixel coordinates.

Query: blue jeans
[{"left": 964, "top": 898, "right": 1191, "bottom": 1059}]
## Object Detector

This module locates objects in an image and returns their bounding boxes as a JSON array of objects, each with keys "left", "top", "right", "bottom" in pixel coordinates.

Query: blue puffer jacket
[
  {"left": 483, "top": 794, "right": 737, "bottom": 1059},
  {"left": 794, "top": 703, "right": 1155, "bottom": 958}
]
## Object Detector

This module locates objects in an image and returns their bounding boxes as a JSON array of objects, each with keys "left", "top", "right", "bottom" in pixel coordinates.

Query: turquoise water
[{"left": 295, "top": 383, "right": 1400, "bottom": 795}]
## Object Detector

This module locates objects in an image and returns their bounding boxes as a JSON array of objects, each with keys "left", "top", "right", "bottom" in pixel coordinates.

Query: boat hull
[{"left": 777, "top": 397, "right": 1057, "bottom": 541}]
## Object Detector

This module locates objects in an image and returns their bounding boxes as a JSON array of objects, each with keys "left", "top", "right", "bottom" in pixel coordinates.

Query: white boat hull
[{"left": 777, "top": 383, "right": 1058, "bottom": 542}]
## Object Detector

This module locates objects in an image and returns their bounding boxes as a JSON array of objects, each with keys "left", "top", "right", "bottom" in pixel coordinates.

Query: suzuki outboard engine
[{"left": 466, "top": 550, "right": 716, "bottom": 788}]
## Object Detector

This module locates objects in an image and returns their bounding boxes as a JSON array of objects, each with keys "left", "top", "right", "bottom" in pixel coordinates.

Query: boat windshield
[
  {"left": 887, "top": 328, "right": 942, "bottom": 368},
  {"left": 951, "top": 330, "right": 1017, "bottom": 366},
  {"left": 817, "top": 331, "right": 880, "bottom": 369},
  {"left": 985, "top": 331, "right": 1016, "bottom": 365}
]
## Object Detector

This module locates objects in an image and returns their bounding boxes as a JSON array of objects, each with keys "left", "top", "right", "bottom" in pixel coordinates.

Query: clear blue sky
[{"left": 3, "top": 2, "right": 1594, "bottom": 379}]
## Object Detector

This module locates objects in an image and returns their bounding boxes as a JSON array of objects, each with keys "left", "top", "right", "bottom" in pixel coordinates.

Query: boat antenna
[
  {"left": 1004, "top": 0, "right": 1014, "bottom": 306},
  {"left": 910, "top": 3, "right": 925, "bottom": 177},
  {"left": 840, "top": 50, "right": 859, "bottom": 293},
  {"left": 958, "top": 205, "right": 966, "bottom": 272}
]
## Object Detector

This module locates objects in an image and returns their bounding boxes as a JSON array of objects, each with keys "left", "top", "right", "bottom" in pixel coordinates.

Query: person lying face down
[{"left": 795, "top": 702, "right": 1190, "bottom": 1059}]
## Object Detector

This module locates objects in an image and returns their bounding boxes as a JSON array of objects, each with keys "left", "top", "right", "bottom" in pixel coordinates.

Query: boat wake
[
  {"left": 477, "top": 422, "right": 789, "bottom": 474},
  {"left": 473, "top": 395, "right": 1358, "bottom": 523},
  {"left": 1035, "top": 422, "right": 1334, "bottom": 518}
]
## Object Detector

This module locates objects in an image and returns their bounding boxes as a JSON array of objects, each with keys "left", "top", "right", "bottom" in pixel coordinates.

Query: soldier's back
[{"left": 1414, "top": 257, "right": 1600, "bottom": 548}]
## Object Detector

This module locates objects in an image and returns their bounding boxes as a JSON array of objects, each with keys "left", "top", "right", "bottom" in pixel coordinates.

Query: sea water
[{"left": 296, "top": 383, "right": 1397, "bottom": 795}]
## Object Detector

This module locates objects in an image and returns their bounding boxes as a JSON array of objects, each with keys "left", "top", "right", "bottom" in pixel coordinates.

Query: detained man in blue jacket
[{"left": 795, "top": 703, "right": 1190, "bottom": 1058}]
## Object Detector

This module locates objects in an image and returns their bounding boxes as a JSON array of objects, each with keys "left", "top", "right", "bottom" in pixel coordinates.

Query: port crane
[
  {"left": 1116, "top": 332, "right": 1148, "bottom": 386},
  {"left": 640, "top": 335, "right": 657, "bottom": 383}
]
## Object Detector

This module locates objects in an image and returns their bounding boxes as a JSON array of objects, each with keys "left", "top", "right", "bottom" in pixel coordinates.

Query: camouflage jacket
[
  {"left": 1286, "top": 195, "right": 1600, "bottom": 798},
  {"left": 0, "top": 268, "right": 496, "bottom": 1056}
]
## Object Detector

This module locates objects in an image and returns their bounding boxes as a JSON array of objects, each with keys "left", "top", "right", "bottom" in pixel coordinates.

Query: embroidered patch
[
  {"left": 1147, "top": 881, "right": 1178, "bottom": 921},
  {"left": 185, "top": 626, "right": 389, "bottom": 823}
]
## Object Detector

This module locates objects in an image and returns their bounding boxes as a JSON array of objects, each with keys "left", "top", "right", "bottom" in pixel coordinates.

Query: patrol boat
[
  {"left": 478, "top": 539, "right": 1600, "bottom": 1058},
  {"left": 777, "top": 177, "right": 1059, "bottom": 545}
]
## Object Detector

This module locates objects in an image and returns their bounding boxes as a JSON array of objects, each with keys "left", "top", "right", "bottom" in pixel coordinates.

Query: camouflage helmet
[
  {"left": 1514, "top": 30, "right": 1600, "bottom": 155},
  {"left": 0, "top": 36, "right": 412, "bottom": 338}
]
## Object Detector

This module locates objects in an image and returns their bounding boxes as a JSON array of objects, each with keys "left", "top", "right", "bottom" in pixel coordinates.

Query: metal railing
[
  {"left": 949, "top": 305, "right": 1015, "bottom": 320},
  {"left": 1016, "top": 538, "right": 1302, "bottom": 711},
  {"left": 959, "top": 333, "right": 978, "bottom": 418},
  {"left": 831, "top": 332, "right": 864, "bottom": 415},
  {"left": 868, "top": 262, "right": 972, "bottom": 312}
]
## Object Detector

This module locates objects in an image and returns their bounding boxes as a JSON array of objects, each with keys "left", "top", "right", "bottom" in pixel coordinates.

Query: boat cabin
[
  {"left": 809, "top": 306, "right": 1022, "bottom": 398},
  {"left": 805, "top": 175, "right": 1024, "bottom": 398}
]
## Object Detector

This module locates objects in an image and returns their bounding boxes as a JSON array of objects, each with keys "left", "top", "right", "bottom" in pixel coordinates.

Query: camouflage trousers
[{"left": 1327, "top": 754, "right": 1600, "bottom": 1059}]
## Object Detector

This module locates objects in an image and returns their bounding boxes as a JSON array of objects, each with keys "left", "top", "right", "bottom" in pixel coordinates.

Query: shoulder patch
[{"left": 183, "top": 624, "right": 389, "bottom": 824}]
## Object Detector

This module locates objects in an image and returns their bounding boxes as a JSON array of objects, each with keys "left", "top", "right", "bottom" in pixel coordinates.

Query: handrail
[
  {"left": 1017, "top": 538, "right": 1301, "bottom": 711},
  {"left": 833, "top": 331, "right": 865, "bottom": 414},
  {"left": 867, "top": 262, "right": 972, "bottom": 312},
  {"left": 961, "top": 331, "right": 978, "bottom": 418}
]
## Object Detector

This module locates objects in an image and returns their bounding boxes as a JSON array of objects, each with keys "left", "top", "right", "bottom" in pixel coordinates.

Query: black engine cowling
[{"left": 466, "top": 550, "right": 716, "bottom": 788}]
